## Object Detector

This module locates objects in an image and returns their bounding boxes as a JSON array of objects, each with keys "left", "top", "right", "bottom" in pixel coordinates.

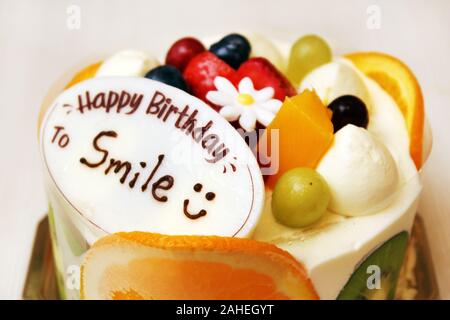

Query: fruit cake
[{"left": 38, "top": 33, "right": 425, "bottom": 300}]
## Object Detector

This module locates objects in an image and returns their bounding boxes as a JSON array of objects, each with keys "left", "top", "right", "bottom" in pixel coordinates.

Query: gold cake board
[{"left": 22, "top": 215, "right": 440, "bottom": 300}]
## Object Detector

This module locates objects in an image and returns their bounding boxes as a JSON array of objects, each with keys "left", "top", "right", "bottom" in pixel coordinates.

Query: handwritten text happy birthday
[{"left": 76, "top": 90, "right": 230, "bottom": 163}]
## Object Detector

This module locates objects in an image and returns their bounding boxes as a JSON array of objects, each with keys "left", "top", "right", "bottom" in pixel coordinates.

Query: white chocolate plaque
[{"left": 40, "top": 77, "right": 264, "bottom": 237}]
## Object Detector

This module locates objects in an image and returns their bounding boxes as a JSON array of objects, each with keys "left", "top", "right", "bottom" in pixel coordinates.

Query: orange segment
[
  {"left": 65, "top": 61, "right": 102, "bottom": 89},
  {"left": 346, "top": 52, "right": 424, "bottom": 169},
  {"left": 259, "top": 90, "right": 334, "bottom": 189},
  {"left": 81, "top": 232, "right": 318, "bottom": 300}
]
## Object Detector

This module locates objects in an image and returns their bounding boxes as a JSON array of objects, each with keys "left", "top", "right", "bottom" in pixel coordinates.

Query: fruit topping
[
  {"left": 346, "top": 52, "right": 424, "bottom": 169},
  {"left": 317, "top": 125, "right": 398, "bottom": 216},
  {"left": 206, "top": 76, "right": 282, "bottom": 132},
  {"left": 165, "top": 37, "right": 205, "bottom": 72},
  {"left": 272, "top": 167, "right": 330, "bottom": 228},
  {"left": 337, "top": 232, "right": 409, "bottom": 300},
  {"left": 81, "top": 232, "right": 319, "bottom": 300},
  {"left": 259, "top": 90, "right": 334, "bottom": 189},
  {"left": 209, "top": 33, "right": 251, "bottom": 69},
  {"left": 327, "top": 95, "right": 369, "bottom": 132},
  {"left": 65, "top": 62, "right": 102, "bottom": 89},
  {"left": 96, "top": 50, "right": 159, "bottom": 77},
  {"left": 145, "top": 65, "right": 189, "bottom": 92},
  {"left": 247, "top": 33, "right": 286, "bottom": 72},
  {"left": 183, "top": 51, "right": 237, "bottom": 106},
  {"left": 237, "top": 57, "right": 296, "bottom": 101},
  {"left": 287, "top": 35, "right": 332, "bottom": 87}
]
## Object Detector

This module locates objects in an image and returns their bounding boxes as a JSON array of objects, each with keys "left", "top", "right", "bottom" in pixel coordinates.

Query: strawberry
[
  {"left": 183, "top": 52, "right": 236, "bottom": 108},
  {"left": 236, "top": 57, "right": 296, "bottom": 101}
]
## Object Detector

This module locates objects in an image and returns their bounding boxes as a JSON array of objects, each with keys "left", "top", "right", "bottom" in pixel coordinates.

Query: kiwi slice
[{"left": 337, "top": 231, "right": 409, "bottom": 300}]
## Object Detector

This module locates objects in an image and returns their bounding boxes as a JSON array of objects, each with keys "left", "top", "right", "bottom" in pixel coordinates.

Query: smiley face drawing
[{"left": 183, "top": 183, "right": 216, "bottom": 220}]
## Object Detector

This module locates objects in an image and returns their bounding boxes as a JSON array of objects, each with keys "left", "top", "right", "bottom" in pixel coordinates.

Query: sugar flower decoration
[{"left": 206, "top": 76, "right": 282, "bottom": 132}]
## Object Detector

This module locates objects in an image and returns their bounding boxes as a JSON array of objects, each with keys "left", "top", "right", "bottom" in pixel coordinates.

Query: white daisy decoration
[{"left": 206, "top": 76, "right": 282, "bottom": 132}]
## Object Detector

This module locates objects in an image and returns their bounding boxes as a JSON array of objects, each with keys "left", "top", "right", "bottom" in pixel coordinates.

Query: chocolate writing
[
  {"left": 183, "top": 183, "right": 216, "bottom": 220},
  {"left": 79, "top": 130, "right": 174, "bottom": 203},
  {"left": 146, "top": 91, "right": 229, "bottom": 163},
  {"left": 77, "top": 90, "right": 143, "bottom": 114},
  {"left": 73, "top": 89, "right": 231, "bottom": 163},
  {"left": 51, "top": 126, "right": 70, "bottom": 148}
]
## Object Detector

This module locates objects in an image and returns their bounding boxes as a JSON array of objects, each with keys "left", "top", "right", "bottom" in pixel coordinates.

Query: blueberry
[
  {"left": 328, "top": 95, "right": 369, "bottom": 132},
  {"left": 209, "top": 33, "right": 251, "bottom": 69},
  {"left": 145, "top": 65, "right": 189, "bottom": 92}
]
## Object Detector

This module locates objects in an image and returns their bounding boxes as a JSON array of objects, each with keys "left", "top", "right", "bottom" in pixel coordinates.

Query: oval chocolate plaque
[{"left": 40, "top": 77, "right": 264, "bottom": 237}]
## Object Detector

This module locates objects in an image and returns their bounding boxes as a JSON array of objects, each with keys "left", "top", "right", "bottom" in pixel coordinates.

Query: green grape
[
  {"left": 287, "top": 35, "right": 332, "bottom": 87},
  {"left": 272, "top": 167, "right": 330, "bottom": 228}
]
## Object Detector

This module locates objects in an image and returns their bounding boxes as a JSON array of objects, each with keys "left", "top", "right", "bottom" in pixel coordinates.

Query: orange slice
[
  {"left": 346, "top": 52, "right": 424, "bottom": 169},
  {"left": 65, "top": 61, "right": 102, "bottom": 89},
  {"left": 80, "top": 232, "right": 318, "bottom": 300},
  {"left": 259, "top": 90, "right": 334, "bottom": 189}
]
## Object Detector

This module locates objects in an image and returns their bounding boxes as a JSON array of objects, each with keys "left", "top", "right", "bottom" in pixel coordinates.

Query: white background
[{"left": 0, "top": 0, "right": 449, "bottom": 299}]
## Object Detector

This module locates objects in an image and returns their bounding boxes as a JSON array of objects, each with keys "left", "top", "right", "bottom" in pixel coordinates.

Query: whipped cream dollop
[
  {"left": 317, "top": 124, "right": 399, "bottom": 216},
  {"left": 95, "top": 50, "right": 159, "bottom": 77},
  {"left": 299, "top": 59, "right": 372, "bottom": 111}
]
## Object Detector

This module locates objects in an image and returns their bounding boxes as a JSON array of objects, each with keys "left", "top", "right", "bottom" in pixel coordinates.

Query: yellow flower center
[{"left": 237, "top": 93, "right": 255, "bottom": 106}]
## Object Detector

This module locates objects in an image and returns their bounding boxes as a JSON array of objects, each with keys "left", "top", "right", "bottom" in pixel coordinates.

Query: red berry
[
  {"left": 183, "top": 52, "right": 237, "bottom": 107},
  {"left": 236, "top": 57, "right": 296, "bottom": 101},
  {"left": 166, "top": 37, "right": 205, "bottom": 72}
]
